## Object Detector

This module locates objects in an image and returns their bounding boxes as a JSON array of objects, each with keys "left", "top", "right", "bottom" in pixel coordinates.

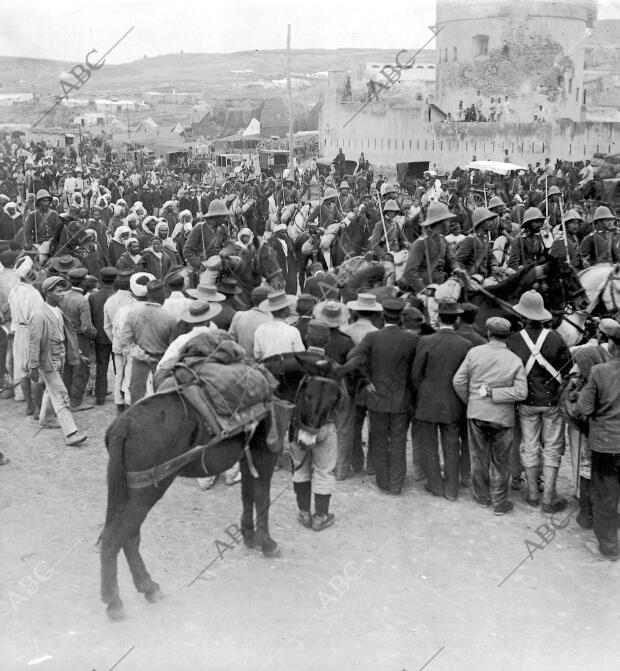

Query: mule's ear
[{"left": 294, "top": 352, "right": 326, "bottom": 377}]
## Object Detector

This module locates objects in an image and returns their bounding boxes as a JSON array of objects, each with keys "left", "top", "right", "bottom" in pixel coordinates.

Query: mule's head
[{"left": 294, "top": 353, "right": 342, "bottom": 449}]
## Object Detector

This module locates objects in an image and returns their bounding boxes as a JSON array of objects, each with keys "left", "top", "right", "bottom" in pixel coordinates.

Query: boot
[
  {"left": 541, "top": 465, "right": 567, "bottom": 513},
  {"left": 524, "top": 466, "right": 540, "bottom": 506},
  {"left": 21, "top": 378, "right": 34, "bottom": 415},
  {"left": 31, "top": 381, "right": 44, "bottom": 421},
  {"left": 576, "top": 476, "right": 593, "bottom": 529}
]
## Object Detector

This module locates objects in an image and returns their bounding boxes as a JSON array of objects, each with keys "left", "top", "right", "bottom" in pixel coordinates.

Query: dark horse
[
  {"left": 469, "top": 257, "right": 588, "bottom": 330},
  {"left": 99, "top": 355, "right": 340, "bottom": 620}
]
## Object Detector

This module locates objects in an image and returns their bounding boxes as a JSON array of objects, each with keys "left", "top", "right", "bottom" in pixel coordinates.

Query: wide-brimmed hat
[
  {"left": 512, "top": 290, "right": 551, "bottom": 322},
  {"left": 35, "top": 189, "right": 52, "bottom": 203},
  {"left": 313, "top": 300, "right": 350, "bottom": 327},
  {"left": 322, "top": 187, "right": 338, "bottom": 200},
  {"left": 217, "top": 276, "right": 241, "bottom": 295},
  {"left": 437, "top": 299, "right": 463, "bottom": 315},
  {"left": 259, "top": 290, "right": 297, "bottom": 312},
  {"left": 563, "top": 209, "right": 583, "bottom": 223},
  {"left": 181, "top": 300, "right": 222, "bottom": 324},
  {"left": 522, "top": 207, "right": 545, "bottom": 226},
  {"left": 471, "top": 207, "right": 496, "bottom": 229},
  {"left": 547, "top": 185, "right": 561, "bottom": 197},
  {"left": 187, "top": 278, "right": 226, "bottom": 301},
  {"left": 346, "top": 293, "right": 383, "bottom": 312},
  {"left": 488, "top": 195, "right": 505, "bottom": 209},
  {"left": 422, "top": 201, "right": 456, "bottom": 227},
  {"left": 205, "top": 199, "right": 229, "bottom": 218},
  {"left": 51, "top": 254, "right": 77, "bottom": 273},
  {"left": 339, "top": 180, "right": 350, "bottom": 189},
  {"left": 592, "top": 205, "right": 617, "bottom": 222}
]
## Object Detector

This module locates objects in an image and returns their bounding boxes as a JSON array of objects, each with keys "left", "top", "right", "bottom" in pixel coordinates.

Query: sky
[{"left": 1, "top": 0, "right": 620, "bottom": 64}]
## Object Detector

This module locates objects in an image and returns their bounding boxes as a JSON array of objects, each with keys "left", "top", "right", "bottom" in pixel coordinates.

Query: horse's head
[{"left": 293, "top": 353, "right": 342, "bottom": 449}]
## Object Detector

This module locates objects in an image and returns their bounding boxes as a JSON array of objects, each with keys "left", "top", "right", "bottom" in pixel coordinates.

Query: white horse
[{"left": 556, "top": 263, "right": 620, "bottom": 347}]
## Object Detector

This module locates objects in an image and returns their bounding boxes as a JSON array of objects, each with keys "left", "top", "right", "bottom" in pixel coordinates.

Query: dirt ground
[{"left": 1, "top": 391, "right": 619, "bottom": 671}]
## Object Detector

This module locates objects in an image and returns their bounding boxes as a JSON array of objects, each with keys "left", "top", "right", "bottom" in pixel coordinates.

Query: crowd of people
[{"left": 1, "top": 135, "right": 620, "bottom": 559}]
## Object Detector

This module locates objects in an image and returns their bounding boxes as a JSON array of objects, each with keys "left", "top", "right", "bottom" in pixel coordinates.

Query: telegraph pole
[{"left": 286, "top": 24, "right": 294, "bottom": 173}]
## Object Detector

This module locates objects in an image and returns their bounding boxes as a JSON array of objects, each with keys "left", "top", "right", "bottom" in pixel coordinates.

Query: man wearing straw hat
[
  {"left": 253, "top": 290, "right": 304, "bottom": 361},
  {"left": 580, "top": 205, "right": 619, "bottom": 267},
  {"left": 455, "top": 207, "right": 499, "bottom": 279},
  {"left": 398, "top": 201, "right": 462, "bottom": 294},
  {"left": 313, "top": 300, "right": 355, "bottom": 480},
  {"left": 508, "top": 290, "right": 572, "bottom": 513}
]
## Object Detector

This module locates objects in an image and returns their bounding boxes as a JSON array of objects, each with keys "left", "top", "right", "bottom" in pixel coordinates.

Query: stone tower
[{"left": 435, "top": 0, "right": 597, "bottom": 121}]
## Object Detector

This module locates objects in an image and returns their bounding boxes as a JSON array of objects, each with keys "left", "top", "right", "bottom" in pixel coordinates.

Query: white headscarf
[{"left": 112, "top": 225, "right": 132, "bottom": 243}]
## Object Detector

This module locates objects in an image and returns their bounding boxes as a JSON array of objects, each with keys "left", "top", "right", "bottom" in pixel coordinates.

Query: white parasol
[{"left": 464, "top": 160, "right": 528, "bottom": 175}]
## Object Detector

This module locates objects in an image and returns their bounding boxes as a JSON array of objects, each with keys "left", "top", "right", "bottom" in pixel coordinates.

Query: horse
[{"left": 99, "top": 351, "right": 340, "bottom": 621}]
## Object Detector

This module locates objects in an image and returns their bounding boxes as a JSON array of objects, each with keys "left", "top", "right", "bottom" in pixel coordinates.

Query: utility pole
[{"left": 286, "top": 24, "right": 294, "bottom": 174}]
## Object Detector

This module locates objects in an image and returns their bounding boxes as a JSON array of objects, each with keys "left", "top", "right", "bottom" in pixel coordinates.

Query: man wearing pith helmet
[
  {"left": 580, "top": 205, "right": 620, "bottom": 267},
  {"left": 507, "top": 207, "right": 547, "bottom": 271},
  {"left": 455, "top": 207, "right": 499, "bottom": 279}
]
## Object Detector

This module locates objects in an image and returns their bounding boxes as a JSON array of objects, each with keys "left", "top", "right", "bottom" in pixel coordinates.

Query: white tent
[
  {"left": 170, "top": 122, "right": 185, "bottom": 134},
  {"left": 134, "top": 116, "right": 159, "bottom": 132},
  {"left": 242, "top": 118, "right": 261, "bottom": 136}
]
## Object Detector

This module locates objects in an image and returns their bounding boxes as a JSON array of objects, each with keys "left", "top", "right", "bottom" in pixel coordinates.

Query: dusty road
[{"left": 1, "top": 394, "right": 618, "bottom": 671}]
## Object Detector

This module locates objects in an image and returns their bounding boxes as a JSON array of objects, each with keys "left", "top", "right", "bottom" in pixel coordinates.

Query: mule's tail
[{"left": 98, "top": 428, "right": 129, "bottom": 544}]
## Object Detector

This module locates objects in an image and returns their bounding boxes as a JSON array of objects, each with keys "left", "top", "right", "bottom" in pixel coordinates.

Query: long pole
[
  {"left": 559, "top": 196, "right": 571, "bottom": 265},
  {"left": 286, "top": 24, "right": 294, "bottom": 178}
]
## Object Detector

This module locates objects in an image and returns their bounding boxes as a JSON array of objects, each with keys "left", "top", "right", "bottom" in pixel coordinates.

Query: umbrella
[{"left": 464, "top": 160, "right": 528, "bottom": 175}]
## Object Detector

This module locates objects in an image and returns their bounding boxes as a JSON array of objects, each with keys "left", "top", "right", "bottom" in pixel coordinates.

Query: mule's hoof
[
  {"left": 261, "top": 539, "right": 280, "bottom": 558},
  {"left": 243, "top": 530, "right": 256, "bottom": 549},
  {"left": 144, "top": 585, "right": 163, "bottom": 603},
  {"left": 106, "top": 604, "right": 126, "bottom": 621}
]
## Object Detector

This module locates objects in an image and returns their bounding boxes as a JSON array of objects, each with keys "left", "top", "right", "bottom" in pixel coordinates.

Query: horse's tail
[{"left": 98, "top": 426, "right": 129, "bottom": 543}]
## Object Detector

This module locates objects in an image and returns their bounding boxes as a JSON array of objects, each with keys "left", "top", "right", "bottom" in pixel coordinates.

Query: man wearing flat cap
[
  {"left": 412, "top": 300, "right": 472, "bottom": 500},
  {"left": 61, "top": 267, "right": 97, "bottom": 411},
  {"left": 29, "top": 276, "right": 87, "bottom": 446},
  {"left": 89, "top": 267, "right": 117, "bottom": 405},
  {"left": 453, "top": 317, "right": 528, "bottom": 514}
]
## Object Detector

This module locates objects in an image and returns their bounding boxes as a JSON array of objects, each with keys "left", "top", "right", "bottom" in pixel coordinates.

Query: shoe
[
  {"left": 224, "top": 470, "right": 242, "bottom": 486},
  {"left": 493, "top": 501, "right": 514, "bottom": 516},
  {"left": 297, "top": 511, "right": 312, "bottom": 528},
  {"left": 474, "top": 496, "right": 491, "bottom": 507},
  {"left": 70, "top": 402, "right": 94, "bottom": 412},
  {"left": 413, "top": 469, "right": 426, "bottom": 482},
  {"left": 525, "top": 497, "right": 540, "bottom": 507},
  {"left": 424, "top": 484, "right": 443, "bottom": 497},
  {"left": 116, "top": 404, "right": 126, "bottom": 415},
  {"left": 0, "top": 388, "right": 14, "bottom": 399},
  {"left": 197, "top": 475, "right": 217, "bottom": 490},
  {"left": 95, "top": 399, "right": 105, "bottom": 406},
  {"left": 335, "top": 472, "right": 348, "bottom": 481},
  {"left": 584, "top": 540, "right": 619, "bottom": 562},
  {"left": 352, "top": 463, "right": 364, "bottom": 473},
  {"left": 366, "top": 466, "right": 376, "bottom": 476},
  {"left": 541, "top": 498, "right": 567, "bottom": 514},
  {"left": 41, "top": 419, "right": 61, "bottom": 429},
  {"left": 444, "top": 493, "right": 457, "bottom": 502},
  {"left": 511, "top": 474, "right": 523, "bottom": 491},
  {"left": 65, "top": 431, "right": 87, "bottom": 446},
  {"left": 312, "top": 513, "right": 335, "bottom": 531},
  {"left": 369, "top": 479, "right": 390, "bottom": 494},
  {"left": 390, "top": 489, "right": 402, "bottom": 496},
  {"left": 0, "top": 455, "right": 10, "bottom": 466},
  {"left": 33, "top": 413, "right": 40, "bottom": 421},
  {"left": 25, "top": 404, "right": 34, "bottom": 416}
]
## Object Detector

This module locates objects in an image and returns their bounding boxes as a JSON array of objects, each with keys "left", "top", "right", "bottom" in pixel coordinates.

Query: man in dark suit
[
  {"left": 344, "top": 297, "right": 419, "bottom": 494},
  {"left": 88, "top": 267, "right": 116, "bottom": 405},
  {"left": 412, "top": 300, "right": 471, "bottom": 500},
  {"left": 265, "top": 223, "right": 298, "bottom": 295}
]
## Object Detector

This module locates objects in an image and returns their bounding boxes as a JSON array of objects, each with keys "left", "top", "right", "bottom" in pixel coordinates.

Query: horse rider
[
  {"left": 23, "top": 189, "right": 61, "bottom": 261},
  {"left": 539, "top": 185, "right": 563, "bottom": 230},
  {"left": 487, "top": 194, "right": 507, "bottom": 240},
  {"left": 455, "top": 207, "right": 500, "bottom": 279},
  {"left": 507, "top": 207, "right": 549, "bottom": 271},
  {"left": 307, "top": 187, "right": 343, "bottom": 228},
  {"left": 369, "top": 200, "right": 407, "bottom": 255},
  {"left": 398, "top": 201, "right": 463, "bottom": 294},
  {"left": 183, "top": 199, "right": 232, "bottom": 286},
  {"left": 278, "top": 172, "right": 299, "bottom": 207},
  {"left": 339, "top": 180, "right": 356, "bottom": 212},
  {"left": 580, "top": 205, "right": 620, "bottom": 267},
  {"left": 550, "top": 209, "right": 584, "bottom": 269}
]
